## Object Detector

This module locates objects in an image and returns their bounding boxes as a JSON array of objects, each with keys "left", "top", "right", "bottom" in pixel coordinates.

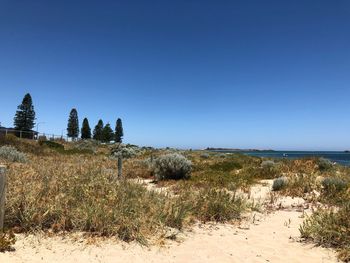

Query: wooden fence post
[
  {"left": 0, "top": 165, "right": 6, "bottom": 232},
  {"left": 118, "top": 156, "right": 122, "bottom": 179}
]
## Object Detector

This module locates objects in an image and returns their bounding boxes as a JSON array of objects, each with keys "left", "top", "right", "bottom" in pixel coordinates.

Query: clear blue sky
[{"left": 0, "top": 1, "right": 349, "bottom": 150}]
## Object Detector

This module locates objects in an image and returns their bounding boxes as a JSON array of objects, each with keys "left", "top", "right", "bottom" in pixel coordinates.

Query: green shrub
[
  {"left": 322, "top": 177, "right": 348, "bottom": 193},
  {"left": 318, "top": 158, "right": 333, "bottom": 171},
  {"left": 321, "top": 177, "right": 348, "bottom": 204},
  {"left": 272, "top": 176, "right": 288, "bottom": 191},
  {"left": 111, "top": 144, "right": 141, "bottom": 159},
  {"left": 300, "top": 202, "right": 350, "bottom": 262},
  {"left": 0, "top": 146, "right": 27, "bottom": 162},
  {"left": 257, "top": 160, "right": 279, "bottom": 179},
  {"left": 154, "top": 153, "right": 192, "bottom": 180}
]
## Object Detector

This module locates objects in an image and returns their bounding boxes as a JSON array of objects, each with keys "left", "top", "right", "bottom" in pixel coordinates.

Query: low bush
[
  {"left": 200, "top": 153, "right": 210, "bottom": 159},
  {"left": 261, "top": 160, "right": 275, "bottom": 168},
  {"left": 272, "top": 176, "right": 288, "bottom": 191},
  {"left": 320, "top": 177, "right": 348, "bottom": 205},
  {"left": 111, "top": 144, "right": 141, "bottom": 159},
  {"left": 0, "top": 146, "right": 27, "bottom": 163},
  {"left": 322, "top": 177, "right": 348, "bottom": 193},
  {"left": 256, "top": 160, "right": 279, "bottom": 179},
  {"left": 300, "top": 202, "right": 350, "bottom": 262},
  {"left": 153, "top": 153, "right": 192, "bottom": 180},
  {"left": 318, "top": 158, "right": 333, "bottom": 171}
]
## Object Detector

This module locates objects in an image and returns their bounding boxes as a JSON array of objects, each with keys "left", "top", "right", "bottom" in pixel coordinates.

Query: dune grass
[
  {"left": 0, "top": 139, "right": 250, "bottom": 245},
  {"left": 3, "top": 154, "right": 189, "bottom": 244},
  {"left": 1, "top": 136, "right": 350, "bottom": 261}
]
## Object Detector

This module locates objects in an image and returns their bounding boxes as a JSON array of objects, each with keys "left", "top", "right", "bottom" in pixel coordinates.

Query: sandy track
[{"left": 1, "top": 208, "right": 337, "bottom": 263}]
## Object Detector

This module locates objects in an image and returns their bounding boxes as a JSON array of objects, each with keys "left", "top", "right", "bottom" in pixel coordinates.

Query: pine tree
[
  {"left": 102, "top": 123, "right": 114, "bottom": 142},
  {"left": 115, "top": 118, "right": 124, "bottom": 143},
  {"left": 93, "top": 119, "right": 104, "bottom": 141},
  {"left": 14, "top": 93, "right": 36, "bottom": 131},
  {"left": 67, "top": 108, "right": 79, "bottom": 139},
  {"left": 81, "top": 118, "right": 91, "bottom": 139}
]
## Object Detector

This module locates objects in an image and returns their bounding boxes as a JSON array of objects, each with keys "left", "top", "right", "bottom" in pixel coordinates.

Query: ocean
[{"left": 213, "top": 151, "right": 350, "bottom": 166}]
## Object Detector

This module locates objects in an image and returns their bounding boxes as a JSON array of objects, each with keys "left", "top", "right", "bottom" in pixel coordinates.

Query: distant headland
[{"left": 205, "top": 147, "right": 275, "bottom": 152}]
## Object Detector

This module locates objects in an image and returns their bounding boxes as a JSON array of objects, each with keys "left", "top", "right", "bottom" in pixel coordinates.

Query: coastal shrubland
[
  {"left": 0, "top": 138, "right": 252, "bottom": 246},
  {"left": 1, "top": 135, "right": 350, "bottom": 261}
]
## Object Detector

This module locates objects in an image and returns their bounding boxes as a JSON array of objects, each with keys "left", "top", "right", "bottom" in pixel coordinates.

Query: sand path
[{"left": 0, "top": 208, "right": 338, "bottom": 263}]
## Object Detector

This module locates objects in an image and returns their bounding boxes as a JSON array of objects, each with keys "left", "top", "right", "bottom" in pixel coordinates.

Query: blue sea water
[{"left": 215, "top": 151, "right": 350, "bottom": 166}]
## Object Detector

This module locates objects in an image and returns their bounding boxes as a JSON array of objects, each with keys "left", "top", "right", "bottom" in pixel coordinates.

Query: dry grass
[
  {"left": 3, "top": 154, "right": 189, "bottom": 244},
  {"left": 2, "top": 136, "right": 350, "bottom": 261},
  {"left": 0, "top": 139, "right": 250, "bottom": 245},
  {"left": 0, "top": 231, "right": 15, "bottom": 252}
]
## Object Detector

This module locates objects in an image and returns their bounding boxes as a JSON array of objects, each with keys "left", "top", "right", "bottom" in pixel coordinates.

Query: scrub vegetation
[{"left": 0, "top": 135, "right": 349, "bottom": 261}]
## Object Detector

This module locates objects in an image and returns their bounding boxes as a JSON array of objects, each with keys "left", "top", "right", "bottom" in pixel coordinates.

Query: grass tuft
[{"left": 0, "top": 230, "right": 16, "bottom": 252}]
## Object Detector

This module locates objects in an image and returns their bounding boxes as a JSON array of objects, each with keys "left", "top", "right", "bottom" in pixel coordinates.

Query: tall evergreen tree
[
  {"left": 93, "top": 119, "right": 104, "bottom": 141},
  {"left": 81, "top": 118, "right": 91, "bottom": 139},
  {"left": 102, "top": 123, "right": 114, "bottom": 142},
  {"left": 67, "top": 108, "right": 79, "bottom": 139},
  {"left": 115, "top": 118, "right": 124, "bottom": 143},
  {"left": 14, "top": 93, "right": 36, "bottom": 131}
]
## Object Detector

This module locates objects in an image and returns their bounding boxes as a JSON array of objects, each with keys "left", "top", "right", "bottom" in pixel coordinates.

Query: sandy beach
[
  {"left": 0, "top": 182, "right": 338, "bottom": 263},
  {"left": 0, "top": 210, "right": 337, "bottom": 263}
]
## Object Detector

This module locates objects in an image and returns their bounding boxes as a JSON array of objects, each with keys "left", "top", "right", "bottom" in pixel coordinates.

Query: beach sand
[{"left": 0, "top": 182, "right": 338, "bottom": 263}]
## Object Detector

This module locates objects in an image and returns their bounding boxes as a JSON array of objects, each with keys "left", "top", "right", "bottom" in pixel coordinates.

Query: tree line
[
  {"left": 10, "top": 93, "right": 123, "bottom": 143},
  {"left": 67, "top": 108, "right": 123, "bottom": 143}
]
